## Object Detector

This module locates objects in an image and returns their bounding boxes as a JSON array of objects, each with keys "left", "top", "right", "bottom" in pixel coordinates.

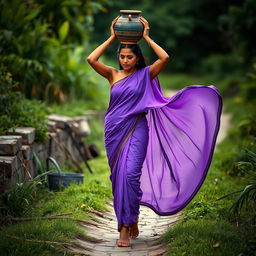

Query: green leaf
[
  {"left": 24, "top": 8, "right": 41, "bottom": 21},
  {"left": 59, "top": 21, "right": 70, "bottom": 42}
]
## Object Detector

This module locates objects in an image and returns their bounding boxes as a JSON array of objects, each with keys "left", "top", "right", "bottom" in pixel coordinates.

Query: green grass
[
  {"left": 162, "top": 219, "right": 250, "bottom": 256},
  {"left": 158, "top": 72, "right": 209, "bottom": 90},
  {"left": 35, "top": 155, "right": 112, "bottom": 218},
  {"left": 0, "top": 155, "right": 112, "bottom": 255},
  {"left": 49, "top": 98, "right": 109, "bottom": 116},
  {"left": 0, "top": 220, "right": 84, "bottom": 256},
  {"left": 158, "top": 72, "right": 245, "bottom": 97}
]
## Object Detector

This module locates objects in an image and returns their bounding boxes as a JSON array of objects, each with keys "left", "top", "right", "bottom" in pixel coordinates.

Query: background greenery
[
  {"left": 0, "top": 0, "right": 255, "bottom": 255},
  {"left": 1, "top": 0, "right": 254, "bottom": 140},
  {"left": 1, "top": 0, "right": 255, "bottom": 105}
]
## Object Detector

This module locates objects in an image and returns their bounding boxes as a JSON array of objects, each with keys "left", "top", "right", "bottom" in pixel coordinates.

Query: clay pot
[{"left": 114, "top": 10, "right": 144, "bottom": 44}]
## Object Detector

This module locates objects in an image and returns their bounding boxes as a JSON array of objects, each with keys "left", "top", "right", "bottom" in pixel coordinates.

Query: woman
[{"left": 87, "top": 16, "right": 222, "bottom": 247}]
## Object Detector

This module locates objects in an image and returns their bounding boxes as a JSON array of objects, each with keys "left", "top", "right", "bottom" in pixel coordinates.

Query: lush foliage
[
  {"left": 0, "top": 71, "right": 48, "bottom": 141},
  {"left": 0, "top": 0, "right": 255, "bottom": 255},
  {"left": 219, "top": 0, "right": 256, "bottom": 68},
  {"left": 0, "top": 175, "right": 45, "bottom": 217},
  {"left": 0, "top": 0, "right": 109, "bottom": 103},
  {"left": 92, "top": 0, "right": 255, "bottom": 75}
]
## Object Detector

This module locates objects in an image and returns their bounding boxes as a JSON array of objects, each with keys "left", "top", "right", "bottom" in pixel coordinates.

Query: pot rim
[{"left": 120, "top": 10, "right": 142, "bottom": 14}]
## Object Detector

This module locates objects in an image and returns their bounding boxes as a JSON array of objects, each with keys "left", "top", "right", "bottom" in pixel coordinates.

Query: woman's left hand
[{"left": 139, "top": 17, "right": 150, "bottom": 39}]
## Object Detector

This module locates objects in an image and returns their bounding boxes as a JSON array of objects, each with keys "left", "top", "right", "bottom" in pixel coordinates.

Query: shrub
[
  {"left": 0, "top": 71, "right": 48, "bottom": 141},
  {"left": 0, "top": 172, "right": 48, "bottom": 217}
]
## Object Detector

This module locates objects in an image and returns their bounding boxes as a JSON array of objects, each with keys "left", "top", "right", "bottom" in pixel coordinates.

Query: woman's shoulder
[
  {"left": 143, "top": 65, "right": 151, "bottom": 71},
  {"left": 138, "top": 65, "right": 150, "bottom": 72},
  {"left": 109, "top": 69, "right": 132, "bottom": 88},
  {"left": 138, "top": 65, "right": 151, "bottom": 75}
]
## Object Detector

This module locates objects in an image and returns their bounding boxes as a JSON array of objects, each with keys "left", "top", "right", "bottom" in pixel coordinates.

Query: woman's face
[{"left": 118, "top": 48, "right": 139, "bottom": 71}]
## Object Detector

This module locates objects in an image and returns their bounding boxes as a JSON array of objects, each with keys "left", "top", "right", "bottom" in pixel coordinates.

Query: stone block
[
  {"left": 0, "top": 156, "right": 18, "bottom": 192},
  {"left": 48, "top": 114, "right": 73, "bottom": 129},
  {"left": 1, "top": 113, "right": 93, "bottom": 193},
  {"left": 72, "top": 116, "right": 91, "bottom": 136},
  {"left": 33, "top": 142, "right": 44, "bottom": 153},
  {"left": 21, "top": 145, "right": 33, "bottom": 160},
  {"left": 31, "top": 156, "right": 39, "bottom": 178},
  {"left": 47, "top": 120, "right": 57, "bottom": 132},
  {"left": 23, "top": 159, "right": 33, "bottom": 181},
  {"left": 7, "top": 127, "right": 35, "bottom": 144},
  {"left": 0, "top": 135, "right": 22, "bottom": 155},
  {"left": 42, "top": 139, "right": 50, "bottom": 153},
  {"left": 52, "top": 150, "right": 65, "bottom": 167},
  {"left": 37, "top": 149, "right": 47, "bottom": 166},
  {"left": 0, "top": 156, "right": 17, "bottom": 178},
  {"left": 47, "top": 132, "right": 57, "bottom": 156},
  {"left": 56, "top": 128, "right": 69, "bottom": 141}
]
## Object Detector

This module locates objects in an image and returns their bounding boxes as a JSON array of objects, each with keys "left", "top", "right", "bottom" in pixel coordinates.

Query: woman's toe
[{"left": 117, "top": 239, "right": 130, "bottom": 247}]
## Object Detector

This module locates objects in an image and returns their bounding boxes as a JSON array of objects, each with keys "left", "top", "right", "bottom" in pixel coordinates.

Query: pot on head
[{"left": 114, "top": 10, "right": 144, "bottom": 44}]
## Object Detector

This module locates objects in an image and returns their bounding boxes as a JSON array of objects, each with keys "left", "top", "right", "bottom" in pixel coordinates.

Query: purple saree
[{"left": 104, "top": 65, "right": 222, "bottom": 231}]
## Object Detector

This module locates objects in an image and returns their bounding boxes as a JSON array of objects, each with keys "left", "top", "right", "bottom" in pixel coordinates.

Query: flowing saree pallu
[{"left": 104, "top": 66, "right": 222, "bottom": 231}]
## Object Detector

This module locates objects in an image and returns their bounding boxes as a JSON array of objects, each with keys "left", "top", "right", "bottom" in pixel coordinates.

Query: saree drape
[{"left": 104, "top": 65, "right": 222, "bottom": 231}]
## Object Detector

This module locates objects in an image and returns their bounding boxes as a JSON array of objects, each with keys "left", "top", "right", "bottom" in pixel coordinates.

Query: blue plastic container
[{"left": 46, "top": 157, "right": 84, "bottom": 190}]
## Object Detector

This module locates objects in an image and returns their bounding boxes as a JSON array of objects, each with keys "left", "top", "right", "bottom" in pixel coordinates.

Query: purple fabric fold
[{"left": 104, "top": 65, "right": 222, "bottom": 230}]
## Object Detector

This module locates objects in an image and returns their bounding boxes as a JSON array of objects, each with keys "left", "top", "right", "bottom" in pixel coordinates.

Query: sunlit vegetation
[{"left": 0, "top": 0, "right": 255, "bottom": 255}]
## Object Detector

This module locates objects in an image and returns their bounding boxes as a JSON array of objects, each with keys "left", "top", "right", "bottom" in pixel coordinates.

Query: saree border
[{"left": 111, "top": 112, "right": 146, "bottom": 170}]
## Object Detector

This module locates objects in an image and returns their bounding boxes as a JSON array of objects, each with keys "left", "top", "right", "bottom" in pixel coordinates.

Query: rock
[
  {"left": 21, "top": 145, "right": 33, "bottom": 160},
  {"left": 0, "top": 156, "right": 18, "bottom": 192},
  {"left": 47, "top": 120, "right": 57, "bottom": 132},
  {"left": 48, "top": 114, "right": 73, "bottom": 129},
  {"left": 7, "top": 127, "right": 35, "bottom": 145},
  {"left": 0, "top": 135, "right": 22, "bottom": 155},
  {"left": 72, "top": 116, "right": 91, "bottom": 136}
]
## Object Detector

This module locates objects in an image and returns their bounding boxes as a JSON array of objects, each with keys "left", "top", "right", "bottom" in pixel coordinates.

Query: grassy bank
[{"left": 0, "top": 155, "right": 112, "bottom": 255}]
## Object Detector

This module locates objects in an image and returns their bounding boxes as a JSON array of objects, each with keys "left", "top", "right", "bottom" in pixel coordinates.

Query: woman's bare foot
[
  {"left": 117, "top": 226, "right": 130, "bottom": 247},
  {"left": 129, "top": 219, "right": 139, "bottom": 238}
]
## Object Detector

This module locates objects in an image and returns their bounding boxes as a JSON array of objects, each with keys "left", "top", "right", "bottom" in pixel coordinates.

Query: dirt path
[{"left": 71, "top": 89, "right": 231, "bottom": 256}]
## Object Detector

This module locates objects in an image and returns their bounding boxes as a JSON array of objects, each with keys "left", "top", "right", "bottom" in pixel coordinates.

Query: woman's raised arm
[
  {"left": 86, "top": 16, "right": 119, "bottom": 81},
  {"left": 139, "top": 17, "right": 169, "bottom": 80}
]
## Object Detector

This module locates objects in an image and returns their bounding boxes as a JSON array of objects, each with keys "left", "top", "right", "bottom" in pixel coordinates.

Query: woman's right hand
[{"left": 110, "top": 16, "right": 119, "bottom": 39}]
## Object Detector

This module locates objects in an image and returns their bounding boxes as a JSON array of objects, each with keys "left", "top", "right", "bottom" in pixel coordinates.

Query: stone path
[
  {"left": 72, "top": 205, "right": 181, "bottom": 256},
  {"left": 72, "top": 202, "right": 182, "bottom": 256},
  {"left": 71, "top": 89, "right": 231, "bottom": 256}
]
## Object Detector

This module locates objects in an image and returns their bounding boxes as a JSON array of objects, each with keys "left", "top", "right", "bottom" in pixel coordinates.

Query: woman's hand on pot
[
  {"left": 110, "top": 16, "right": 119, "bottom": 39},
  {"left": 139, "top": 16, "right": 150, "bottom": 39}
]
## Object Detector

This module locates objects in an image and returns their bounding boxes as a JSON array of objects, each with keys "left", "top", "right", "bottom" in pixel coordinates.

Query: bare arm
[
  {"left": 86, "top": 16, "right": 119, "bottom": 82},
  {"left": 139, "top": 17, "right": 169, "bottom": 79}
]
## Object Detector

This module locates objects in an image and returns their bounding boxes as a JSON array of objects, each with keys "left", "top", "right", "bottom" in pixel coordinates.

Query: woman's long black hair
[{"left": 117, "top": 44, "right": 147, "bottom": 70}]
